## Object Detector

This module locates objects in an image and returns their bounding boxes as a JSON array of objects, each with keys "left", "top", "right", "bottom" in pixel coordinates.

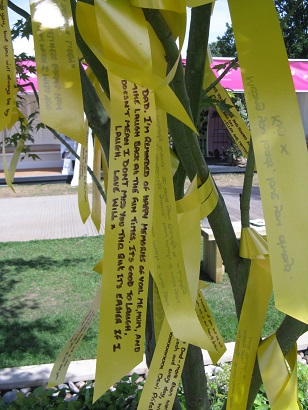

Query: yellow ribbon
[
  {"left": 78, "top": 132, "right": 91, "bottom": 223},
  {"left": 228, "top": 0, "right": 308, "bottom": 324},
  {"left": 150, "top": 110, "right": 220, "bottom": 350},
  {"left": 130, "top": 0, "right": 186, "bottom": 12},
  {"left": 94, "top": 73, "right": 157, "bottom": 402},
  {"left": 0, "top": 0, "right": 16, "bottom": 132},
  {"left": 258, "top": 334, "right": 300, "bottom": 409},
  {"left": 76, "top": 1, "right": 196, "bottom": 133},
  {"left": 2, "top": 134, "right": 14, "bottom": 190},
  {"left": 91, "top": 136, "right": 102, "bottom": 232},
  {"left": 48, "top": 283, "right": 101, "bottom": 387},
  {"left": 187, "top": 0, "right": 214, "bottom": 7},
  {"left": 30, "top": 0, "right": 86, "bottom": 145},
  {"left": 227, "top": 228, "right": 272, "bottom": 410},
  {"left": 139, "top": 168, "right": 223, "bottom": 409},
  {"left": 203, "top": 59, "right": 250, "bottom": 158}
]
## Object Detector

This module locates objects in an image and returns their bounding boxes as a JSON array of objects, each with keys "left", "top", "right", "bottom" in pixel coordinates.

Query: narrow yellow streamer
[
  {"left": 2, "top": 135, "right": 14, "bottom": 190},
  {"left": 228, "top": 0, "right": 308, "bottom": 324},
  {"left": 78, "top": 135, "right": 91, "bottom": 223},
  {"left": 186, "top": 0, "right": 213, "bottom": 6},
  {"left": 170, "top": 149, "right": 179, "bottom": 176},
  {"left": 101, "top": 146, "right": 108, "bottom": 194},
  {"left": 227, "top": 229, "right": 272, "bottom": 410},
  {"left": 258, "top": 335, "right": 300, "bottom": 409},
  {"left": 48, "top": 283, "right": 101, "bottom": 387},
  {"left": 9, "top": 138, "right": 25, "bottom": 182},
  {"left": 30, "top": 0, "right": 86, "bottom": 145},
  {"left": 227, "top": 259, "right": 272, "bottom": 410},
  {"left": 91, "top": 136, "right": 102, "bottom": 232},
  {"left": 176, "top": 174, "right": 218, "bottom": 215},
  {"left": 138, "top": 319, "right": 188, "bottom": 410},
  {"left": 203, "top": 61, "right": 250, "bottom": 157},
  {"left": 0, "top": 0, "right": 16, "bottom": 131},
  {"left": 139, "top": 289, "right": 225, "bottom": 409}
]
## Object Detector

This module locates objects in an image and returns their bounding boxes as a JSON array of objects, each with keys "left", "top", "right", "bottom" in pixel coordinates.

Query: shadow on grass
[
  {"left": 0, "top": 317, "right": 66, "bottom": 368},
  {"left": 0, "top": 256, "right": 88, "bottom": 319}
]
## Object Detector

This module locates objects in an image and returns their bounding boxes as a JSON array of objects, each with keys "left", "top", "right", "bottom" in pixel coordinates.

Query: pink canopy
[
  {"left": 211, "top": 58, "right": 308, "bottom": 92},
  {"left": 18, "top": 58, "right": 308, "bottom": 93}
]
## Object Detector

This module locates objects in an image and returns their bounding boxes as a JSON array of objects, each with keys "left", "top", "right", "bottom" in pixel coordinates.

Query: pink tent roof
[
  {"left": 17, "top": 60, "right": 38, "bottom": 93},
  {"left": 18, "top": 58, "right": 308, "bottom": 93},
  {"left": 211, "top": 57, "right": 308, "bottom": 92}
]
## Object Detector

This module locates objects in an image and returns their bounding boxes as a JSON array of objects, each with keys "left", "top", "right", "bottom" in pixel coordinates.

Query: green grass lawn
[
  {"left": 0, "top": 237, "right": 103, "bottom": 368},
  {"left": 0, "top": 236, "right": 285, "bottom": 369},
  {"left": 202, "top": 274, "right": 285, "bottom": 343}
]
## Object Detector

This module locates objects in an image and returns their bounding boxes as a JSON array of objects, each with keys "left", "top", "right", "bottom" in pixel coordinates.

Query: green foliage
[
  {"left": 209, "top": 23, "right": 236, "bottom": 57},
  {"left": 0, "top": 51, "right": 44, "bottom": 161},
  {"left": 298, "top": 362, "right": 308, "bottom": 408},
  {"left": 276, "top": 0, "right": 308, "bottom": 58},
  {"left": 209, "top": 0, "right": 308, "bottom": 59},
  {"left": 1, "top": 365, "right": 307, "bottom": 409},
  {"left": 252, "top": 386, "right": 270, "bottom": 410},
  {"left": 0, "top": 374, "right": 144, "bottom": 409},
  {"left": 11, "top": 18, "right": 33, "bottom": 42},
  {"left": 207, "top": 363, "right": 231, "bottom": 409}
]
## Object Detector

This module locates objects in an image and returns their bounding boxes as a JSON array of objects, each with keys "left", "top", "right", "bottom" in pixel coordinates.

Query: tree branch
[
  {"left": 8, "top": 1, "right": 30, "bottom": 19},
  {"left": 240, "top": 141, "right": 255, "bottom": 227},
  {"left": 203, "top": 58, "right": 238, "bottom": 95},
  {"left": 185, "top": 3, "right": 212, "bottom": 124}
]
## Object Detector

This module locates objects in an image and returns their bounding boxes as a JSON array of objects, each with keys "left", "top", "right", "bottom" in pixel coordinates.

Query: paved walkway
[
  {"left": 0, "top": 195, "right": 105, "bottom": 242},
  {"left": 0, "top": 187, "right": 263, "bottom": 242}
]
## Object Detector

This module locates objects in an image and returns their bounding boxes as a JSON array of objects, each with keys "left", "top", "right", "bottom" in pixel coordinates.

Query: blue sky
[
  {"left": 209, "top": 0, "right": 231, "bottom": 42},
  {"left": 9, "top": 0, "right": 231, "bottom": 56}
]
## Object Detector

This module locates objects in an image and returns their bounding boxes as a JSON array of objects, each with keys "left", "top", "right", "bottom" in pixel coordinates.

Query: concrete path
[
  {"left": 219, "top": 186, "right": 264, "bottom": 222},
  {"left": 1, "top": 332, "right": 308, "bottom": 390},
  {"left": 0, "top": 187, "right": 263, "bottom": 242},
  {"left": 0, "top": 195, "right": 105, "bottom": 242}
]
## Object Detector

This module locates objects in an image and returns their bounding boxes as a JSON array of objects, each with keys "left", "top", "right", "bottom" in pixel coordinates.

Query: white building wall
[{"left": 0, "top": 94, "right": 63, "bottom": 171}]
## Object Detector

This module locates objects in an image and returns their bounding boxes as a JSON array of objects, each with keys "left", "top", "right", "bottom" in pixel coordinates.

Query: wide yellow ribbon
[
  {"left": 76, "top": 1, "right": 224, "bottom": 406},
  {"left": 258, "top": 334, "right": 300, "bottom": 409},
  {"left": 76, "top": 1, "right": 196, "bottom": 133},
  {"left": 29, "top": 0, "right": 86, "bottom": 145},
  {"left": 150, "top": 110, "right": 220, "bottom": 349},
  {"left": 138, "top": 163, "right": 223, "bottom": 409},
  {"left": 0, "top": 0, "right": 16, "bottom": 132},
  {"left": 228, "top": 0, "right": 308, "bottom": 324},
  {"left": 94, "top": 73, "right": 158, "bottom": 401},
  {"left": 227, "top": 228, "right": 272, "bottom": 410}
]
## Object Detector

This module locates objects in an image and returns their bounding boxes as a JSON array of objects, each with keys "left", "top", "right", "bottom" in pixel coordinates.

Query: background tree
[
  {"left": 5, "top": 2, "right": 308, "bottom": 409},
  {"left": 210, "top": 0, "right": 308, "bottom": 58},
  {"left": 209, "top": 23, "right": 236, "bottom": 57},
  {"left": 276, "top": 0, "right": 308, "bottom": 58}
]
